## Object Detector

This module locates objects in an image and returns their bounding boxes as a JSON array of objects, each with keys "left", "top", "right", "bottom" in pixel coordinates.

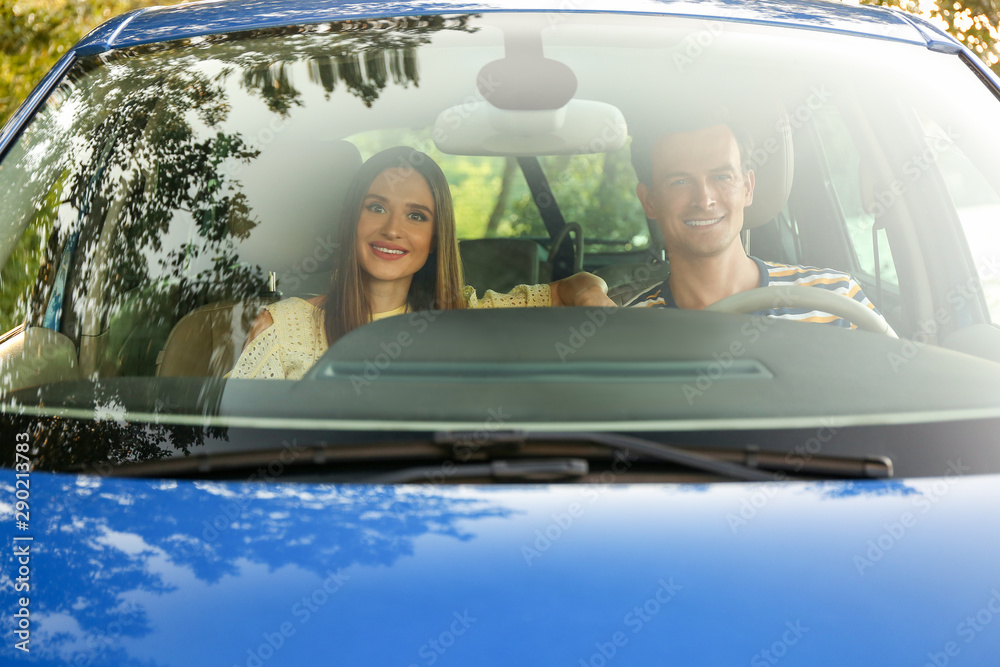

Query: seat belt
[{"left": 516, "top": 157, "right": 575, "bottom": 279}]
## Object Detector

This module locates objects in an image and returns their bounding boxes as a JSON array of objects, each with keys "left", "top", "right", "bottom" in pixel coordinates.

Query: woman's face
[{"left": 355, "top": 167, "right": 436, "bottom": 290}]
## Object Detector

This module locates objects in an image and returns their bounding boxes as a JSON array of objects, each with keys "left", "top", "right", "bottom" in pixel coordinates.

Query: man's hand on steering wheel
[{"left": 705, "top": 285, "right": 897, "bottom": 337}]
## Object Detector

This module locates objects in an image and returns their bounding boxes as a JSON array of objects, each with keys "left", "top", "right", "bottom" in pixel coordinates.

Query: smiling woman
[
  {"left": 325, "top": 147, "right": 466, "bottom": 343},
  {"left": 8, "top": 3, "right": 1000, "bottom": 665},
  {"left": 229, "top": 146, "right": 609, "bottom": 380},
  {"left": 355, "top": 168, "right": 438, "bottom": 301}
]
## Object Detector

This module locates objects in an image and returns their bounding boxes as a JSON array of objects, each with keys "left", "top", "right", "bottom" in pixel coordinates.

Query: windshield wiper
[
  {"left": 364, "top": 458, "right": 589, "bottom": 484},
  {"left": 436, "top": 430, "right": 774, "bottom": 481},
  {"left": 712, "top": 445, "right": 893, "bottom": 479},
  {"left": 434, "top": 431, "right": 893, "bottom": 481},
  {"left": 98, "top": 430, "right": 891, "bottom": 482}
]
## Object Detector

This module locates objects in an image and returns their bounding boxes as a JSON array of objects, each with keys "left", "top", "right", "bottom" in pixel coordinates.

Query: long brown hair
[{"left": 324, "top": 146, "right": 465, "bottom": 345}]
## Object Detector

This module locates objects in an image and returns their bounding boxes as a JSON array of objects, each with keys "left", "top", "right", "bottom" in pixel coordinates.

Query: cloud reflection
[{"left": 0, "top": 472, "right": 513, "bottom": 665}]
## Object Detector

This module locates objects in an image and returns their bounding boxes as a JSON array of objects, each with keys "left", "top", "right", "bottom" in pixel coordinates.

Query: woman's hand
[{"left": 550, "top": 272, "right": 617, "bottom": 307}]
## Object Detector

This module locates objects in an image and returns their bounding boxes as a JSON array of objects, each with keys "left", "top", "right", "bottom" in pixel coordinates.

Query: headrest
[
  {"left": 234, "top": 140, "right": 363, "bottom": 295},
  {"left": 742, "top": 103, "right": 794, "bottom": 231}
]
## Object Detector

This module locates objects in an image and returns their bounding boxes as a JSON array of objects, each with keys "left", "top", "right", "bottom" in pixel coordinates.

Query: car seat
[
  {"left": 459, "top": 238, "right": 551, "bottom": 295},
  {"left": 156, "top": 140, "right": 363, "bottom": 377}
]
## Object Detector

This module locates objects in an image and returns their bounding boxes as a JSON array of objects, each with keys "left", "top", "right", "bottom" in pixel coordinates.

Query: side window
[
  {"left": 0, "top": 139, "right": 77, "bottom": 339},
  {"left": 0, "top": 184, "right": 58, "bottom": 334},
  {"left": 922, "top": 125, "right": 1000, "bottom": 322},
  {"left": 811, "top": 107, "right": 899, "bottom": 290}
]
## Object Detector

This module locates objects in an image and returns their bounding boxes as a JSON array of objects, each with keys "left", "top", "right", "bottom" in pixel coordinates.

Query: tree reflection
[
  {"left": 59, "top": 83, "right": 265, "bottom": 345},
  {"left": 0, "top": 15, "right": 479, "bottom": 464},
  {"left": 243, "top": 62, "right": 302, "bottom": 115},
  {"left": 235, "top": 15, "right": 475, "bottom": 111},
  {"left": 3, "top": 13, "right": 478, "bottom": 345},
  {"left": 0, "top": 472, "right": 514, "bottom": 666}
]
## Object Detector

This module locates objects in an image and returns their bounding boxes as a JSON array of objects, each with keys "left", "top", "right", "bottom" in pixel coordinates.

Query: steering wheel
[
  {"left": 548, "top": 222, "right": 584, "bottom": 275},
  {"left": 705, "top": 285, "right": 898, "bottom": 337}
]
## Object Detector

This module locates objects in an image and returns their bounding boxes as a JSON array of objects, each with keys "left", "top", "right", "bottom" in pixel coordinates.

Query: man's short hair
[{"left": 630, "top": 105, "right": 754, "bottom": 186}]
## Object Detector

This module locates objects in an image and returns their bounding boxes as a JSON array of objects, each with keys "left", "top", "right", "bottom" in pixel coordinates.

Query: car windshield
[{"left": 3, "top": 12, "right": 1000, "bottom": 476}]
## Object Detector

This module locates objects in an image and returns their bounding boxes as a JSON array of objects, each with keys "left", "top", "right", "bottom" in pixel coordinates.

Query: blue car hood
[{"left": 2, "top": 469, "right": 997, "bottom": 665}]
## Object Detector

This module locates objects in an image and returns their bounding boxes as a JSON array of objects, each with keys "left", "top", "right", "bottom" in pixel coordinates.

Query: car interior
[{"left": 2, "top": 12, "right": 1000, "bottom": 405}]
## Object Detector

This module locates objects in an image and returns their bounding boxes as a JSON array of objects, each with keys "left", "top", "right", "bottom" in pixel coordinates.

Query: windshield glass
[{"left": 3, "top": 12, "right": 1000, "bottom": 473}]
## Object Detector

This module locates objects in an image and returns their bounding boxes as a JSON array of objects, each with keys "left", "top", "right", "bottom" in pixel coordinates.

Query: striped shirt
[{"left": 626, "top": 257, "right": 885, "bottom": 329}]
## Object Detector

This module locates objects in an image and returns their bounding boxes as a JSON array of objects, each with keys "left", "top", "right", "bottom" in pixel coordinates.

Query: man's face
[{"left": 637, "top": 124, "right": 754, "bottom": 262}]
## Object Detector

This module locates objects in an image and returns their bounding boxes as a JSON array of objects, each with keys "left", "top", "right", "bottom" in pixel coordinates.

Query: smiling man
[{"left": 627, "top": 116, "right": 887, "bottom": 329}]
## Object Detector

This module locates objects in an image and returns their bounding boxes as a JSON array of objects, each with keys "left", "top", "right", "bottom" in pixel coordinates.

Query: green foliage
[
  {"left": 541, "top": 150, "right": 648, "bottom": 250},
  {"left": 0, "top": 0, "right": 995, "bottom": 342},
  {"left": 0, "top": 170, "right": 59, "bottom": 331},
  {"left": 350, "top": 129, "right": 647, "bottom": 250},
  {"left": 0, "top": 43, "right": 271, "bottom": 375},
  {"left": 0, "top": 0, "right": 178, "bottom": 127},
  {"left": 861, "top": 0, "right": 1000, "bottom": 72},
  {"left": 3, "top": 0, "right": 999, "bottom": 127}
]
